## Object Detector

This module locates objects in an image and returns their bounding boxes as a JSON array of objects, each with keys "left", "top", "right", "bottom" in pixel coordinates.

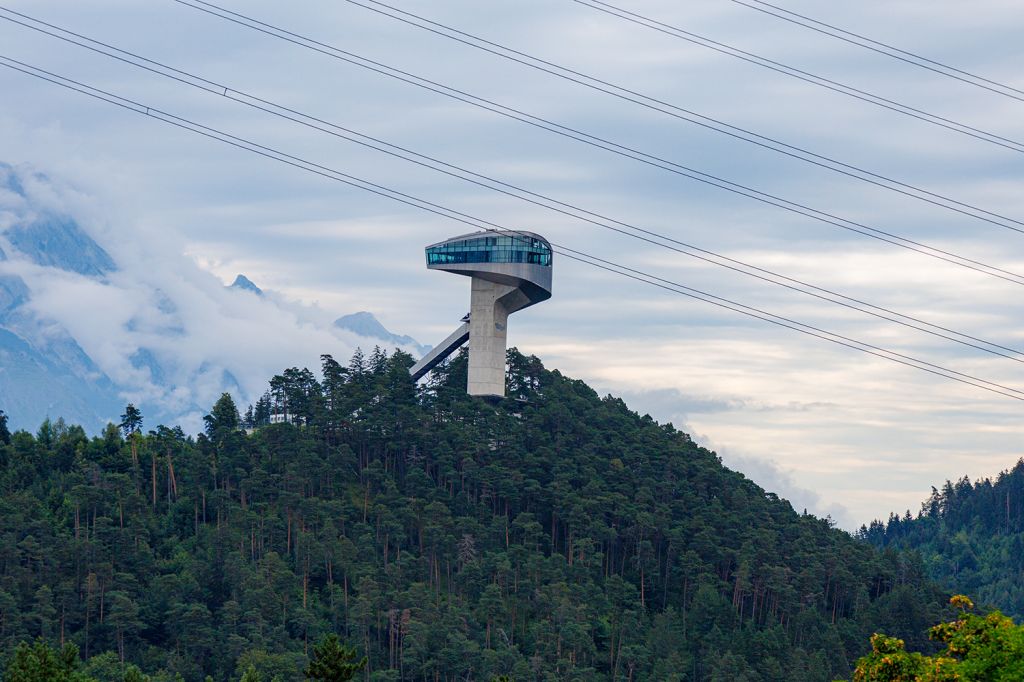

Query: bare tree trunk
[{"left": 167, "top": 450, "right": 178, "bottom": 500}]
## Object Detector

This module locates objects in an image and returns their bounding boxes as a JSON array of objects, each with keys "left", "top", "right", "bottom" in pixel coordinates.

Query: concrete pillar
[{"left": 468, "top": 277, "right": 516, "bottom": 397}]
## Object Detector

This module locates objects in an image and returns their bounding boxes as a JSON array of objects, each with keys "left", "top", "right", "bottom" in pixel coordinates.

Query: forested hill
[
  {"left": 860, "top": 460, "right": 1024, "bottom": 620},
  {"left": 0, "top": 348, "right": 948, "bottom": 681}
]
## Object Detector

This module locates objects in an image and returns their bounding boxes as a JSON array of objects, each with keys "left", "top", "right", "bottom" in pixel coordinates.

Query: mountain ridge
[
  {"left": 334, "top": 310, "right": 431, "bottom": 356},
  {"left": 861, "top": 459, "right": 1024, "bottom": 619}
]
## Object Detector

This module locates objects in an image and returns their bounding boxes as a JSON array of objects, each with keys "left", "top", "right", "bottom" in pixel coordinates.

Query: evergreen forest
[
  {"left": 861, "top": 459, "right": 1024, "bottom": 621},
  {"left": 0, "top": 348, "right": 953, "bottom": 681}
]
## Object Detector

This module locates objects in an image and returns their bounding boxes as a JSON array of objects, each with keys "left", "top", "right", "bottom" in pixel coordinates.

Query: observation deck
[{"left": 410, "top": 231, "right": 553, "bottom": 397}]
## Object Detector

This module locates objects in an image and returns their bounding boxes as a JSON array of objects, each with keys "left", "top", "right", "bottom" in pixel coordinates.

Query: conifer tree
[
  {"left": 119, "top": 403, "right": 143, "bottom": 437},
  {"left": 303, "top": 633, "right": 366, "bottom": 682},
  {"left": 119, "top": 403, "right": 143, "bottom": 471},
  {"left": 4, "top": 640, "right": 94, "bottom": 682},
  {"left": 204, "top": 393, "right": 240, "bottom": 437},
  {"left": 0, "top": 408, "right": 10, "bottom": 444},
  {"left": 239, "top": 665, "right": 261, "bottom": 682}
]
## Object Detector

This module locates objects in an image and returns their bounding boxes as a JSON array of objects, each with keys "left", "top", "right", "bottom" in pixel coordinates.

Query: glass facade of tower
[{"left": 426, "top": 234, "right": 552, "bottom": 266}]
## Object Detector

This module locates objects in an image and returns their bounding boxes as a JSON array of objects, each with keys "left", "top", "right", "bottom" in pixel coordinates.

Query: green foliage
[
  {"left": 850, "top": 634, "right": 935, "bottom": 681},
  {"left": 124, "top": 668, "right": 148, "bottom": 682},
  {"left": 851, "top": 596, "right": 1024, "bottom": 681},
  {"left": 79, "top": 651, "right": 149, "bottom": 682},
  {"left": 233, "top": 650, "right": 304, "bottom": 681},
  {"left": 4, "top": 640, "right": 96, "bottom": 681},
  {"left": 203, "top": 392, "right": 240, "bottom": 439},
  {"left": 303, "top": 634, "right": 365, "bottom": 681},
  {"left": 0, "top": 409, "right": 10, "bottom": 445},
  {"left": 118, "top": 405, "right": 143, "bottom": 438},
  {"left": 0, "top": 349, "right": 948, "bottom": 680},
  {"left": 239, "top": 665, "right": 261, "bottom": 682},
  {"left": 861, "top": 461, "right": 1024, "bottom": 618}
]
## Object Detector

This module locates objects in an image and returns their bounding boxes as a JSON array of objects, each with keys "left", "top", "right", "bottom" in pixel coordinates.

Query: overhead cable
[
  {"left": 730, "top": 0, "right": 1024, "bottom": 103},
  {"left": 568, "top": 0, "right": 1024, "bottom": 151},
  {"left": 5, "top": 8, "right": 1024, "bottom": 365},
  {"left": 2, "top": 54, "right": 1023, "bottom": 402},
  {"left": 150, "top": 1, "right": 1024, "bottom": 286},
  {"left": 163, "top": 0, "right": 1024, "bottom": 237}
]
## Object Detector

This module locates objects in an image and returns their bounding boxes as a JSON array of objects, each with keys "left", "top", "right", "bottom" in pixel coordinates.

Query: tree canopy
[
  {"left": 861, "top": 461, "right": 1024, "bottom": 619},
  {"left": 118, "top": 405, "right": 143, "bottom": 439},
  {"left": 303, "top": 633, "right": 365, "bottom": 681},
  {"left": 0, "top": 348, "right": 949, "bottom": 680},
  {"left": 0, "top": 409, "right": 10, "bottom": 445},
  {"left": 4, "top": 640, "right": 92, "bottom": 682}
]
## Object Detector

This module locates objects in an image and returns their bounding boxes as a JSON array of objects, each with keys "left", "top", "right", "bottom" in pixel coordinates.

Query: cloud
[
  {"left": 718, "top": 448, "right": 856, "bottom": 531},
  {"left": 0, "top": 163, "right": 425, "bottom": 432},
  {"left": 605, "top": 385, "right": 854, "bottom": 527}
]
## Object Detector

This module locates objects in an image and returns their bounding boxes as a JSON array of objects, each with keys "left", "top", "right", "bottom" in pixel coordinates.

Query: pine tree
[
  {"left": 204, "top": 393, "right": 240, "bottom": 438},
  {"left": 4, "top": 640, "right": 93, "bottom": 682},
  {"left": 239, "top": 665, "right": 261, "bottom": 682},
  {"left": 119, "top": 403, "right": 143, "bottom": 472},
  {"left": 0, "top": 408, "right": 10, "bottom": 444},
  {"left": 304, "top": 633, "right": 366, "bottom": 682},
  {"left": 119, "top": 404, "right": 143, "bottom": 437}
]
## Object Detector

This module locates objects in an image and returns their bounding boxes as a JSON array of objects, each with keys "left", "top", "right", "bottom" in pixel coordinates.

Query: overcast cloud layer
[{"left": 1, "top": 0, "right": 1023, "bottom": 528}]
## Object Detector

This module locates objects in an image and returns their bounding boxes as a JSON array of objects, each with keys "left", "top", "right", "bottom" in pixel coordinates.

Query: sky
[{"left": 1, "top": 0, "right": 1022, "bottom": 529}]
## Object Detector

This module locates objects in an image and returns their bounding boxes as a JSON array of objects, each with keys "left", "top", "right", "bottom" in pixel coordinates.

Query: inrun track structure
[{"left": 410, "top": 231, "right": 553, "bottom": 397}]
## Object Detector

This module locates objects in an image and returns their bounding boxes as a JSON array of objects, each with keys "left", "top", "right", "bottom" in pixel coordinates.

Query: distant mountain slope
[
  {"left": 335, "top": 310, "right": 430, "bottom": 356},
  {"left": 0, "top": 162, "right": 429, "bottom": 432},
  {"left": 0, "top": 348, "right": 948, "bottom": 681},
  {"left": 5, "top": 213, "right": 116, "bottom": 277},
  {"left": 0, "top": 163, "right": 126, "bottom": 429},
  {"left": 0, "top": 273, "right": 29, "bottom": 315},
  {"left": 0, "top": 326, "right": 124, "bottom": 429},
  {"left": 860, "top": 460, "right": 1024, "bottom": 619}
]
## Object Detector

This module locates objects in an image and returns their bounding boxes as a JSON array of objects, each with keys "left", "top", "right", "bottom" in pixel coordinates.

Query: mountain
[
  {"left": 0, "top": 268, "right": 124, "bottom": 429},
  {"left": 334, "top": 310, "right": 431, "bottom": 356},
  {"left": 860, "top": 460, "right": 1024, "bottom": 619},
  {"left": 0, "top": 162, "right": 429, "bottom": 433},
  {"left": 229, "top": 273, "right": 263, "bottom": 296},
  {"left": 0, "top": 163, "right": 126, "bottom": 429},
  {"left": 0, "top": 270, "right": 29, "bottom": 316},
  {"left": 0, "top": 327, "right": 124, "bottom": 429},
  {"left": 0, "top": 349, "right": 948, "bottom": 681},
  {"left": 5, "top": 213, "right": 117, "bottom": 277}
]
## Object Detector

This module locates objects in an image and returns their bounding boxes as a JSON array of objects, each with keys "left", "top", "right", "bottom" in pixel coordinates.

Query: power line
[
  {"left": 6, "top": 7, "right": 1024, "bottom": 366},
  {"left": 165, "top": 0, "right": 1024, "bottom": 238},
  {"left": 2, "top": 54, "right": 1022, "bottom": 403},
  {"left": 731, "top": 0, "right": 1024, "bottom": 103},
  {"left": 348, "top": 0, "right": 1024, "bottom": 154},
  {"left": 563, "top": 252, "right": 1024, "bottom": 403},
  {"left": 153, "top": 1, "right": 1024, "bottom": 287},
  {"left": 568, "top": 0, "right": 1024, "bottom": 151}
]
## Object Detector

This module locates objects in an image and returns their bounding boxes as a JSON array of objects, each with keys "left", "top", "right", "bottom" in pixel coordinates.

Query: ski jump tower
[{"left": 409, "top": 231, "right": 553, "bottom": 398}]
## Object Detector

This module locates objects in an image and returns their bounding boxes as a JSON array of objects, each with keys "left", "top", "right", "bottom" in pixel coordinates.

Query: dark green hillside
[
  {"left": 861, "top": 461, "right": 1024, "bottom": 620},
  {"left": 0, "top": 349, "right": 946, "bottom": 681}
]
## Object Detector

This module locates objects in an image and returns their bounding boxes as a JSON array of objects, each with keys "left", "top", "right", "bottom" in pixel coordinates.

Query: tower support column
[
  {"left": 415, "top": 230, "right": 552, "bottom": 395},
  {"left": 468, "top": 277, "right": 516, "bottom": 397}
]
